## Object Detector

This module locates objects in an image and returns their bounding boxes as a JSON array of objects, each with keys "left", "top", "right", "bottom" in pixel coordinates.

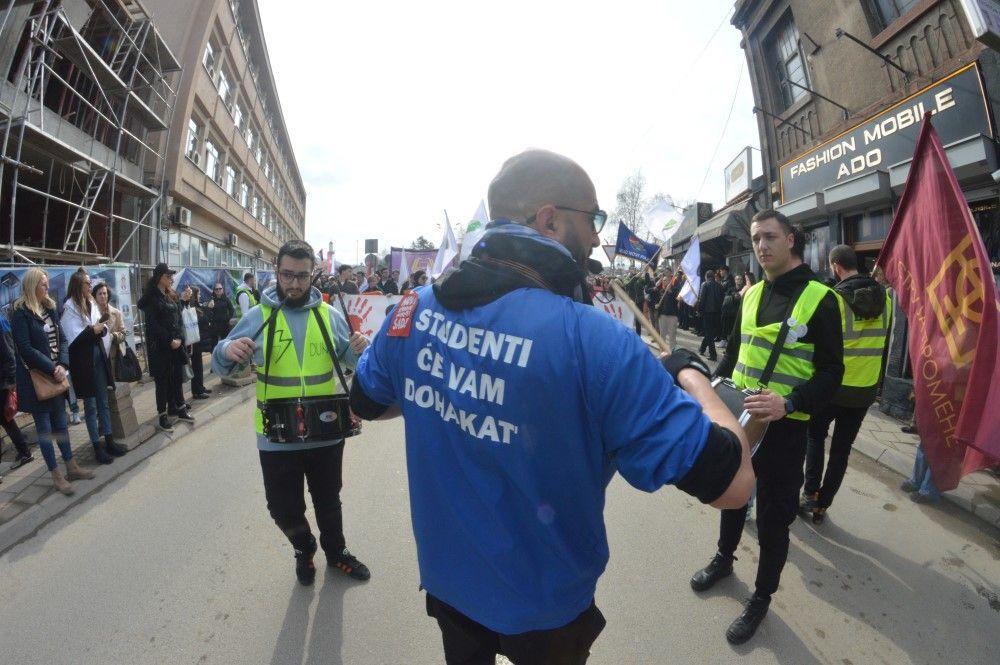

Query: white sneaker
[{"left": 69, "top": 412, "right": 82, "bottom": 426}]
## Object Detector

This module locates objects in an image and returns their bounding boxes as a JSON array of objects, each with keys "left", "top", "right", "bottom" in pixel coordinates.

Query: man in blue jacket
[{"left": 350, "top": 149, "right": 755, "bottom": 663}]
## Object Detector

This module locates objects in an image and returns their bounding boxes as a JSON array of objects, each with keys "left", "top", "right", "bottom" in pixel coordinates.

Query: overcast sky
[{"left": 257, "top": 0, "right": 759, "bottom": 264}]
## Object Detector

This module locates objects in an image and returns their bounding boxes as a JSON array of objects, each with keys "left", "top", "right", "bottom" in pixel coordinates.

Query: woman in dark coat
[
  {"left": 11, "top": 267, "right": 94, "bottom": 495},
  {"left": 60, "top": 269, "right": 124, "bottom": 464},
  {"left": 0, "top": 312, "right": 34, "bottom": 471},
  {"left": 137, "top": 263, "right": 192, "bottom": 432}
]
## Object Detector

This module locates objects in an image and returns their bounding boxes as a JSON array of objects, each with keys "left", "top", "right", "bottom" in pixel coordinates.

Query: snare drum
[
  {"left": 711, "top": 377, "right": 769, "bottom": 456},
  {"left": 260, "top": 396, "right": 362, "bottom": 444}
]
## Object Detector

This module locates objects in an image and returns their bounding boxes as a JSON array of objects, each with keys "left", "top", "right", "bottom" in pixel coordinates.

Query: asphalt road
[{"left": 0, "top": 402, "right": 997, "bottom": 664}]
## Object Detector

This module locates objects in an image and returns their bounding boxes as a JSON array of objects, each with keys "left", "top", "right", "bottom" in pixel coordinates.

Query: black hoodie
[
  {"left": 831, "top": 273, "right": 891, "bottom": 408},
  {"left": 716, "top": 263, "right": 844, "bottom": 416}
]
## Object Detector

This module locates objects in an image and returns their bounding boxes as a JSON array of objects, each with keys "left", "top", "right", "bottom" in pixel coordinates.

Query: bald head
[{"left": 488, "top": 149, "right": 596, "bottom": 221}]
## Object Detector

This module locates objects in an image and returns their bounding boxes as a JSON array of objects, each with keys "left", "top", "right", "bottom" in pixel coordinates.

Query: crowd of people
[{"left": 0, "top": 264, "right": 255, "bottom": 490}]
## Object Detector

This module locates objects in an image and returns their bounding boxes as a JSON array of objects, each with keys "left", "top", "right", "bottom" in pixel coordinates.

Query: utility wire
[
  {"left": 695, "top": 63, "right": 744, "bottom": 201},
  {"left": 630, "top": 5, "right": 735, "bottom": 149}
]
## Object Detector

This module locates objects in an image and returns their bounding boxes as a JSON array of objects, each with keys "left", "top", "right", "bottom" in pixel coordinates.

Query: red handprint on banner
[
  {"left": 602, "top": 302, "right": 623, "bottom": 321},
  {"left": 345, "top": 296, "right": 376, "bottom": 337}
]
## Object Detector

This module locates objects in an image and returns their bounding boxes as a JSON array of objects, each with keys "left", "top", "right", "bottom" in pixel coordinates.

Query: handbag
[
  {"left": 29, "top": 367, "right": 69, "bottom": 401},
  {"left": 113, "top": 344, "right": 143, "bottom": 383},
  {"left": 181, "top": 306, "right": 201, "bottom": 346}
]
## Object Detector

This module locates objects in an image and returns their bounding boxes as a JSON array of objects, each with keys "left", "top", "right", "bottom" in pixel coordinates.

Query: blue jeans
[
  {"left": 32, "top": 397, "right": 72, "bottom": 471},
  {"left": 83, "top": 346, "right": 113, "bottom": 443},
  {"left": 908, "top": 444, "right": 941, "bottom": 500}
]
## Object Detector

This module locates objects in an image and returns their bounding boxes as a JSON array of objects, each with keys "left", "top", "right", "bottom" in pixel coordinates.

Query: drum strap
[
  {"left": 757, "top": 281, "right": 810, "bottom": 389},
  {"left": 311, "top": 307, "right": 352, "bottom": 397}
]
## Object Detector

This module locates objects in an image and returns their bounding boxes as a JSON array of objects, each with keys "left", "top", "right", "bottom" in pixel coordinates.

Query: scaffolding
[{"left": 0, "top": 0, "right": 181, "bottom": 266}]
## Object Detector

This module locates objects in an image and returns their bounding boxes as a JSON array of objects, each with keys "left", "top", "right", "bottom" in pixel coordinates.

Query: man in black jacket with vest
[{"left": 689, "top": 210, "right": 844, "bottom": 645}]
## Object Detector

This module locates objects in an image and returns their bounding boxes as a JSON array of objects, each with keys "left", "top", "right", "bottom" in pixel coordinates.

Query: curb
[
  {"left": 851, "top": 433, "right": 1000, "bottom": 530},
  {"left": 0, "top": 383, "right": 256, "bottom": 558}
]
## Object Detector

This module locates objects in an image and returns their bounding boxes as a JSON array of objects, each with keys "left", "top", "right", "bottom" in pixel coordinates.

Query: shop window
[
  {"left": 766, "top": 13, "right": 809, "bottom": 112},
  {"left": 803, "top": 225, "right": 831, "bottom": 278},
  {"left": 869, "top": 0, "right": 920, "bottom": 29},
  {"left": 208, "top": 242, "right": 218, "bottom": 265},
  {"left": 846, "top": 209, "right": 891, "bottom": 245}
]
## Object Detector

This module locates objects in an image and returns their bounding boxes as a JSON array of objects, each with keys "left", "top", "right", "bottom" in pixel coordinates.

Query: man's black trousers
[
  {"left": 426, "top": 594, "right": 605, "bottom": 665},
  {"left": 717, "top": 418, "right": 807, "bottom": 598},
  {"left": 259, "top": 443, "right": 346, "bottom": 555},
  {"left": 804, "top": 404, "right": 868, "bottom": 509},
  {"left": 699, "top": 312, "right": 721, "bottom": 359}
]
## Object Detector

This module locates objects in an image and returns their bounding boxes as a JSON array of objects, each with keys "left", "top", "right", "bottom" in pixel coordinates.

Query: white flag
[
  {"left": 679, "top": 236, "right": 701, "bottom": 306},
  {"left": 460, "top": 199, "right": 490, "bottom": 261},
  {"left": 432, "top": 221, "right": 459, "bottom": 278},
  {"left": 398, "top": 249, "right": 411, "bottom": 285},
  {"left": 643, "top": 196, "right": 685, "bottom": 243}
]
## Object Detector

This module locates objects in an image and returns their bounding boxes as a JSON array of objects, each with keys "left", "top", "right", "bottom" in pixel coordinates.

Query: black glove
[{"left": 661, "top": 348, "right": 712, "bottom": 383}]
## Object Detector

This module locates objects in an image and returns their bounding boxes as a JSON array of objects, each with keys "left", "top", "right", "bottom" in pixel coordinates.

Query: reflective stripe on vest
[
  {"left": 254, "top": 304, "right": 340, "bottom": 435},
  {"left": 837, "top": 290, "right": 891, "bottom": 388},
  {"left": 236, "top": 287, "right": 258, "bottom": 317},
  {"left": 731, "top": 279, "right": 833, "bottom": 422}
]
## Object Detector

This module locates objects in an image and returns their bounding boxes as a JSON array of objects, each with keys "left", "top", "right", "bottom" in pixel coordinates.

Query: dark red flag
[{"left": 877, "top": 115, "right": 1000, "bottom": 491}]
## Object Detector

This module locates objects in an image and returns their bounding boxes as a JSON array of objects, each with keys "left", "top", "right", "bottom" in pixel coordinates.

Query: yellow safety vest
[
  {"left": 236, "top": 287, "right": 258, "bottom": 318},
  {"left": 254, "top": 304, "right": 341, "bottom": 435},
  {"left": 731, "top": 280, "right": 833, "bottom": 422},
  {"left": 837, "top": 290, "right": 892, "bottom": 389}
]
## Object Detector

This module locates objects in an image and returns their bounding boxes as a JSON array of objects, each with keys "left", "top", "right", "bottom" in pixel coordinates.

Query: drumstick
[{"left": 609, "top": 280, "right": 671, "bottom": 354}]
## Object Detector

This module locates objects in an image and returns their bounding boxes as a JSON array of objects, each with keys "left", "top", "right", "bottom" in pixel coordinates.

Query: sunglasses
[{"left": 528, "top": 205, "right": 607, "bottom": 234}]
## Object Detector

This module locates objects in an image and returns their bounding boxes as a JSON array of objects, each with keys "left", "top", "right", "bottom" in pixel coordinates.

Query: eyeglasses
[
  {"left": 530, "top": 205, "right": 607, "bottom": 234},
  {"left": 277, "top": 270, "right": 312, "bottom": 284}
]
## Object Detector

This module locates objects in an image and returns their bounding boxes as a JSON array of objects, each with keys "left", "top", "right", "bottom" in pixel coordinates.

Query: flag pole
[{"left": 609, "top": 280, "right": 671, "bottom": 354}]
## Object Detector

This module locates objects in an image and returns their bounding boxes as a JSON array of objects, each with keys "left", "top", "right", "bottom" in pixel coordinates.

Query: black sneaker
[
  {"left": 329, "top": 548, "right": 371, "bottom": 581},
  {"left": 726, "top": 594, "right": 770, "bottom": 644},
  {"left": 156, "top": 415, "right": 174, "bottom": 432},
  {"left": 173, "top": 409, "right": 195, "bottom": 423},
  {"left": 900, "top": 480, "right": 917, "bottom": 493},
  {"left": 193, "top": 393, "right": 210, "bottom": 400},
  {"left": 690, "top": 552, "right": 734, "bottom": 592},
  {"left": 11, "top": 452, "right": 34, "bottom": 469},
  {"left": 202, "top": 387, "right": 214, "bottom": 394},
  {"left": 295, "top": 538, "right": 317, "bottom": 586}
]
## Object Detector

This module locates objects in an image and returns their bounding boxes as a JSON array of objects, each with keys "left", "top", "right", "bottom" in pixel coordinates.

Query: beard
[{"left": 276, "top": 285, "right": 310, "bottom": 308}]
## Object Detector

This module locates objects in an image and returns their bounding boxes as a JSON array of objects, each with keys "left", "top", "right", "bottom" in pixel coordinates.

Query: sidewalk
[
  {"left": 0, "top": 357, "right": 256, "bottom": 554},
  {"left": 658, "top": 326, "right": 1000, "bottom": 529}
]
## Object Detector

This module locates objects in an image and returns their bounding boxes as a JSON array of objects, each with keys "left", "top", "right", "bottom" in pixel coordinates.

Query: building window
[
  {"left": 239, "top": 181, "right": 250, "bottom": 207},
  {"left": 260, "top": 205, "right": 268, "bottom": 229},
  {"left": 870, "top": 0, "right": 920, "bottom": 29},
  {"left": 251, "top": 194, "right": 260, "bottom": 218},
  {"left": 203, "top": 40, "right": 217, "bottom": 75},
  {"left": 232, "top": 99, "right": 244, "bottom": 131},
  {"left": 218, "top": 67, "right": 231, "bottom": 105},
  {"left": 245, "top": 124, "right": 255, "bottom": 153},
  {"left": 767, "top": 14, "right": 809, "bottom": 111},
  {"left": 224, "top": 165, "right": 237, "bottom": 197},
  {"left": 205, "top": 139, "right": 220, "bottom": 181},
  {"left": 185, "top": 118, "right": 200, "bottom": 159}
]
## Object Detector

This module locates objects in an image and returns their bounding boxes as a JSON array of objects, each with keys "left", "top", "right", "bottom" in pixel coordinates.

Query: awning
[{"left": 696, "top": 200, "right": 753, "bottom": 244}]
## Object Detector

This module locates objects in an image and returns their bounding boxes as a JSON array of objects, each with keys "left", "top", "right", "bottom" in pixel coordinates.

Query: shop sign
[
  {"left": 724, "top": 147, "right": 753, "bottom": 203},
  {"left": 779, "top": 64, "right": 991, "bottom": 203},
  {"left": 956, "top": 0, "right": 1000, "bottom": 51}
]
